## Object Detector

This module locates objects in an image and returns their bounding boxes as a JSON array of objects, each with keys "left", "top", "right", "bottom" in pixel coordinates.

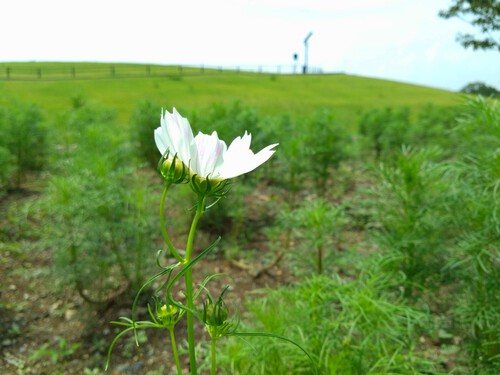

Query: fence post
[
  {"left": 110, "top": 66, "right": 115, "bottom": 77},
  {"left": 37, "top": 68, "right": 42, "bottom": 79},
  {"left": 146, "top": 65, "right": 151, "bottom": 76},
  {"left": 178, "top": 65, "right": 183, "bottom": 74},
  {"left": 71, "top": 67, "right": 76, "bottom": 79},
  {"left": 6, "top": 67, "right": 10, "bottom": 79}
]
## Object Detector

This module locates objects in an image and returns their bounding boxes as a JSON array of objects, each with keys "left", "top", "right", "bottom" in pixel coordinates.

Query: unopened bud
[
  {"left": 157, "top": 303, "right": 178, "bottom": 326},
  {"left": 190, "top": 174, "right": 230, "bottom": 198},
  {"left": 202, "top": 300, "right": 229, "bottom": 327},
  {"left": 158, "top": 153, "right": 189, "bottom": 184},
  {"left": 202, "top": 286, "right": 231, "bottom": 328}
]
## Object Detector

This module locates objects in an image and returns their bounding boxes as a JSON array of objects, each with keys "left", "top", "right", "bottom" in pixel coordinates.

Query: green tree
[
  {"left": 461, "top": 81, "right": 500, "bottom": 96},
  {"left": 439, "top": 0, "right": 500, "bottom": 51}
]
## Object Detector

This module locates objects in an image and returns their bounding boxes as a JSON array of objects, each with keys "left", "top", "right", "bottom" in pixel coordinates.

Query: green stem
[
  {"left": 110, "top": 237, "right": 130, "bottom": 283},
  {"left": 317, "top": 245, "right": 323, "bottom": 275},
  {"left": 185, "top": 268, "right": 197, "bottom": 375},
  {"left": 185, "top": 196, "right": 206, "bottom": 262},
  {"left": 211, "top": 333, "right": 217, "bottom": 375},
  {"left": 160, "top": 184, "right": 183, "bottom": 263},
  {"left": 184, "top": 195, "right": 207, "bottom": 375},
  {"left": 169, "top": 328, "right": 182, "bottom": 375}
]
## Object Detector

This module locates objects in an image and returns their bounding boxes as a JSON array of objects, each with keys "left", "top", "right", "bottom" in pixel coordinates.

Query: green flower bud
[
  {"left": 158, "top": 152, "right": 189, "bottom": 184},
  {"left": 202, "top": 300, "right": 229, "bottom": 327},
  {"left": 190, "top": 174, "right": 230, "bottom": 198},
  {"left": 202, "top": 286, "right": 232, "bottom": 329},
  {"left": 156, "top": 303, "right": 178, "bottom": 326}
]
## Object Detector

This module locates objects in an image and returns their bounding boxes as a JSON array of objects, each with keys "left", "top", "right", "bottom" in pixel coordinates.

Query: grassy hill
[{"left": 0, "top": 61, "right": 462, "bottom": 124}]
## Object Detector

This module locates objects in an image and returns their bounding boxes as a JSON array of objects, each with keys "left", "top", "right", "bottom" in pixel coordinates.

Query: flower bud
[
  {"left": 158, "top": 152, "right": 189, "bottom": 184},
  {"left": 202, "top": 299, "right": 229, "bottom": 327},
  {"left": 157, "top": 303, "right": 178, "bottom": 326},
  {"left": 202, "top": 286, "right": 232, "bottom": 329},
  {"left": 190, "top": 174, "right": 230, "bottom": 198}
]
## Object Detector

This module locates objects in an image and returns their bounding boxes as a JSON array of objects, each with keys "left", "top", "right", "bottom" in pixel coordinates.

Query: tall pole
[{"left": 303, "top": 32, "right": 313, "bottom": 74}]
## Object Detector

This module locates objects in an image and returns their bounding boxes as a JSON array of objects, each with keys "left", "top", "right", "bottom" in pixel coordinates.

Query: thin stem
[
  {"left": 110, "top": 238, "right": 131, "bottom": 283},
  {"left": 185, "top": 269, "right": 196, "bottom": 374},
  {"left": 169, "top": 328, "right": 182, "bottom": 375},
  {"left": 185, "top": 195, "right": 206, "bottom": 262},
  {"left": 317, "top": 245, "right": 323, "bottom": 275},
  {"left": 160, "top": 184, "right": 183, "bottom": 263},
  {"left": 210, "top": 332, "right": 217, "bottom": 375},
  {"left": 184, "top": 195, "right": 206, "bottom": 375}
]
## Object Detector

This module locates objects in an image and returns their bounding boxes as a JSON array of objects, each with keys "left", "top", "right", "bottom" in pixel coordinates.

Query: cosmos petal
[
  {"left": 154, "top": 108, "right": 277, "bottom": 181},
  {"left": 220, "top": 142, "right": 278, "bottom": 179}
]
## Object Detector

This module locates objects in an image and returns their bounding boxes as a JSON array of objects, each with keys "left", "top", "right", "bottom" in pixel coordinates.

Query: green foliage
[
  {"left": 269, "top": 115, "right": 307, "bottom": 204},
  {"left": 0, "top": 146, "right": 14, "bottom": 196},
  {"left": 461, "top": 81, "right": 500, "bottom": 97},
  {"left": 264, "top": 108, "right": 352, "bottom": 205},
  {"left": 83, "top": 368, "right": 100, "bottom": 375},
  {"left": 217, "top": 272, "right": 439, "bottom": 374},
  {"left": 364, "top": 97, "right": 500, "bottom": 371},
  {"left": 190, "top": 100, "right": 262, "bottom": 145},
  {"left": 359, "top": 104, "right": 461, "bottom": 160},
  {"left": 0, "top": 100, "right": 47, "bottom": 188},
  {"left": 444, "top": 98, "right": 500, "bottom": 369},
  {"left": 130, "top": 99, "right": 162, "bottom": 167},
  {"left": 439, "top": 0, "right": 500, "bottom": 51},
  {"left": 199, "top": 183, "right": 249, "bottom": 242},
  {"left": 70, "top": 91, "right": 87, "bottom": 109},
  {"left": 303, "top": 110, "right": 352, "bottom": 196},
  {"left": 278, "top": 198, "right": 347, "bottom": 275},
  {"left": 371, "top": 146, "right": 453, "bottom": 295},
  {"left": 50, "top": 99, "right": 115, "bottom": 164},
  {"left": 454, "top": 96, "right": 500, "bottom": 155},
  {"left": 409, "top": 104, "right": 461, "bottom": 154},
  {"left": 43, "top": 105, "right": 158, "bottom": 304},
  {"left": 29, "top": 337, "right": 80, "bottom": 365},
  {"left": 359, "top": 107, "right": 410, "bottom": 160}
]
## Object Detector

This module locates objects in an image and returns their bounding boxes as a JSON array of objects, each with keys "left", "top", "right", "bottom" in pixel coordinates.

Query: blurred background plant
[
  {"left": 42, "top": 103, "right": 160, "bottom": 306},
  {"left": 370, "top": 146, "right": 453, "bottom": 297},
  {"left": 277, "top": 197, "right": 347, "bottom": 276},
  {"left": 130, "top": 98, "right": 163, "bottom": 168},
  {"left": 359, "top": 107, "right": 410, "bottom": 161},
  {"left": 0, "top": 100, "right": 47, "bottom": 189},
  {"left": 302, "top": 110, "right": 352, "bottom": 197}
]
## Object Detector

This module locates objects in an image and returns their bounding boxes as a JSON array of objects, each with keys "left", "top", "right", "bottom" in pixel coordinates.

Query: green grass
[{"left": 0, "top": 62, "right": 461, "bottom": 125}]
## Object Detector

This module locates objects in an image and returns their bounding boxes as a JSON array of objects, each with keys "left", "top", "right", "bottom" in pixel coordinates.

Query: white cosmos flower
[{"left": 154, "top": 108, "right": 278, "bottom": 181}]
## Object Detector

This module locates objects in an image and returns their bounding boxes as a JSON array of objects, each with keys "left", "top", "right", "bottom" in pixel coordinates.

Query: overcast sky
[{"left": 2, "top": 0, "right": 499, "bottom": 91}]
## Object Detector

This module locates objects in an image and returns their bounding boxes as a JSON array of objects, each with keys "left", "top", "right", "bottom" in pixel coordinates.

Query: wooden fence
[{"left": 0, "top": 64, "right": 325, "bottom": 81}]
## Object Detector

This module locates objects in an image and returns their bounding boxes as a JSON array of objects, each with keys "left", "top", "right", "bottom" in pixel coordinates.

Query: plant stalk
[
  {"left": 317, "top": 245, "right": 323, "bottom": 275},
  {"left": 211, "top": 332, "right": 217, "bottom": 375},
  {"left": 160, "top": 184, "right": 183, "bottom": 263},
  {"left": 169, "top": 328, "right": 182, "bottom": 375},
  {"left": 184, "top": 195, "right": 206, "bottom": 375}
]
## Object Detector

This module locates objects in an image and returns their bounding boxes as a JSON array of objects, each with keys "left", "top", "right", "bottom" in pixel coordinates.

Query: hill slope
[{"left": 0, "top": 62, "right": 461, "bottom": 124}]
